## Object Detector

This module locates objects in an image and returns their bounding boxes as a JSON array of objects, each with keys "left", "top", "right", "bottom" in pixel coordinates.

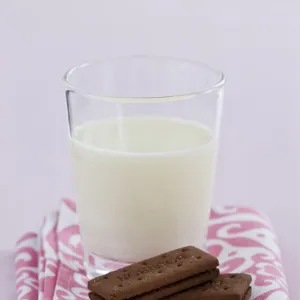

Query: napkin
[{"left": 15, "top": 199, "right": 289, "bottom": 300}]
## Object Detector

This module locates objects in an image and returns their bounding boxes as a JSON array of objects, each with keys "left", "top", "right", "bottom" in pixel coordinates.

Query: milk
[{"left": 71, "top": 117, "right": 217, "bottom": 262}]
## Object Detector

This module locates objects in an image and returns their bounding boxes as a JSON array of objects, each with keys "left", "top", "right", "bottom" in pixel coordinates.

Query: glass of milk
[{"left": 63, "top": 56, "right": 225, "bottom": 278}]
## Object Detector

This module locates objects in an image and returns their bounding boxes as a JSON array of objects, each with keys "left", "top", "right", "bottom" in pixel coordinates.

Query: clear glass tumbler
[{"left": 63, "top": 56, "right": 225, "bottom": 279}]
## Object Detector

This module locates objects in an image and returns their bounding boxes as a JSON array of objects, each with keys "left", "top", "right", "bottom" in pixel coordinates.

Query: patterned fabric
[{"left": 15, "top": 199, "right": 289, "bottom": 300}]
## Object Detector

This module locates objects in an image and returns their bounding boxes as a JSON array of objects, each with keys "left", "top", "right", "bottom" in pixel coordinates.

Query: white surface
[
  {"left": 0, "top": 252, "right": 16, "bottom": 299},
  {"left": 0, "top": 1, "right": 299, "bottom": 298}
]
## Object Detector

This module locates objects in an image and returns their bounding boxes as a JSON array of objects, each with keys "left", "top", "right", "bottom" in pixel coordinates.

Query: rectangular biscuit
[
  {"left": 89, "top": 287, "right": 251, "bottom": 300},
  {"left": 88, "top": 246, "right": 219, "bottom": 300},
  {"left": 89, "top": 293, "right": 102, "bottom": 300},
  {"left": 88, "top": 268, "right": 219, "bottom": 300},
  {"left": 164, "top": 273, "right": 252, "bottom": 300}
]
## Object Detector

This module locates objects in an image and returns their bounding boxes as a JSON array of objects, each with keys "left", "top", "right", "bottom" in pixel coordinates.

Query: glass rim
[{"left": 63, "top": 55, "right": 225, "bottom": 101}]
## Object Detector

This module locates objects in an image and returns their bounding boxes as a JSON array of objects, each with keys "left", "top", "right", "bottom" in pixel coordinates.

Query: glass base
[
  {"left": 84, "top": 261, "right": 109, "bottom": 279},
  {"left": 84, "top": 240, "right": 209, "bottom": 279},
  {"left": 84, "top": 252, "right": 130, "bottom": 280}
]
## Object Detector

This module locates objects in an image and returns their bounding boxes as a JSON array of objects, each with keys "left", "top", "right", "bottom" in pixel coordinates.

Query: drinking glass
[{"left": 63, "top": 56, "right": 225, "bottom": 278}]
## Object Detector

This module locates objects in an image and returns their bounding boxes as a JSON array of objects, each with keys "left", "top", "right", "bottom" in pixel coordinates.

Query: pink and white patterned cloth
[{"left": 15, "top": 199, "right": 289, "bottom": 300}]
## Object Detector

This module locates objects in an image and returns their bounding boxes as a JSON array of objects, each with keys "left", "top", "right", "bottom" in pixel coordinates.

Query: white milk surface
[{"left": 71, "top": 117, "right": 217, "bottom": 262}]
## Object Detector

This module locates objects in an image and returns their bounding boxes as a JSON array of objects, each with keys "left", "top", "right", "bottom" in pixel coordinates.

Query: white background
[{"left": 0, "top": 1, "right": 299, "bottom": 298}]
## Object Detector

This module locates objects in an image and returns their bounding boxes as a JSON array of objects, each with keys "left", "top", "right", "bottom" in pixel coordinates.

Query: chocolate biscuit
[
  {"left": 89, "top": 292, "right": 102, "bottom": 300},
  {"left": 88, "top": 269, "right": 219, "bottom": 300},
  {"left": 88, "top": 246, "right": 219, "bottom": 300},
  {"left": 164, "top": 273, "right": 252, "bottom": 300}
]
